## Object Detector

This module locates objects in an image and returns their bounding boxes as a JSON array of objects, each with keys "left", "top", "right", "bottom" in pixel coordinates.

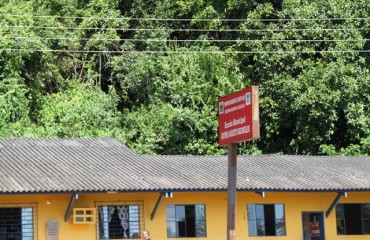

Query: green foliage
[
  {"left": 236, "top": 0, "right": 370, "bottom": 155},
  {"left": 0, "top": 77, "right": 31, "bottom": 136},
  {"left": 0, "top": 0, "right": 369, "bottom": 156},
  {"left": 320, "top": 136, "right": 370, "bottom": 156},
  {"left": 115, "top": 47, "right": 246, "bottom": 155},
  {"left": 34, "top": 82, "right": 121, "bottom": 138},
  {"left": 123, "top": 103, "right": 190, "bottom": 154}
]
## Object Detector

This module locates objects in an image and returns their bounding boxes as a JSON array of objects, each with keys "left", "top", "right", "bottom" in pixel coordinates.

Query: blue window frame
[
  {"left": 166, "top": 204, "right": 206, "bottom": 238},
  {"left": 247, "top": 204, "right": 286, "bottom": 236}
]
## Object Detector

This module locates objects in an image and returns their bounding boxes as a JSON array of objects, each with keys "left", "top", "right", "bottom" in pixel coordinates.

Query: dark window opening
[
  {"left": 336, "top": 203, "right": 370, "bottom": 235},
  {"left": 0, "top": 208, "right": 21, "bottom": 239},
  {"left": 345, "top": 204, "right": 362, "bottom": 234},
  {"left": 264, "top": 205, "right": 276, "bottom": 236},
  {"left": 108, "top": 209, "right": 126, "bottom": 239},
  {"left": 185, "top": 206, "right": 195, "bottom": 237}
]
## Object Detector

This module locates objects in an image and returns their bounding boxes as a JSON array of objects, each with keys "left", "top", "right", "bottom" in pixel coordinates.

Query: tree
[
  {"left": 0, "top": 0, "right": 369, "bottom": 156},
  {"left": 33, "top": 82, "right": 122, "bottom": 139},
  {"left": 116, "top": 48, "right": 247, "bottom": 155},
  {"left": 236, "top": 0, "right": 370, "bottom": 154}
]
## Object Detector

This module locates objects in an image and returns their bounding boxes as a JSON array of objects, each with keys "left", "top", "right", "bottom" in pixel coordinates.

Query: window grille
[
  {"left": 0, "top": 203, "right": 38, "bottom": 240},
  {"left": 95, "top": 201, "right": 144, "bottom": 240}
]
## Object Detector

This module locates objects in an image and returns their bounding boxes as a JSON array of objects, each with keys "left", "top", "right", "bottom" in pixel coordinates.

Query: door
[{"left": 302, "top": 212, "right": 325, "bottom": 240}]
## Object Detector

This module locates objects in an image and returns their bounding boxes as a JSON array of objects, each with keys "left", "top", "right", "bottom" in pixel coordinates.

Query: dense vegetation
[{"left": 0, "top": 0, "right": 369, "bottom": 155}]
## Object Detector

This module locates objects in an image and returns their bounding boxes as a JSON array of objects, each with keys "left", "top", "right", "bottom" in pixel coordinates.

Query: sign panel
[
  {"left": 46, "top": 220, "right": 59, "bottom": 240},
  {"left": 310, "top": 221, "right": 320, "bottom": 237},
  {"left": 218, "top": 86, "right": 260, "bottom": 146}
]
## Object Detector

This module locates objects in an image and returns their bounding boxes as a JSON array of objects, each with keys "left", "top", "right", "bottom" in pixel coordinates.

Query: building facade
[{"left": 0, "top": 138, "right": 369, "bottom": 240}]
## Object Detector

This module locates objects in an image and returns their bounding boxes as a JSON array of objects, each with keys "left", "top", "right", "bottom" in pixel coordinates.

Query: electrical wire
[
  {"left": 2, "top": 25, "right": 370, "bottom": 32},
  {"left": 1, "top": 14, "right": 370, "bottom": 22},
  {"left": 1, "top": 15, "right": 369, "bottom": 54},
  {"left": 1, "top": 48, "right": 369, "bottom": 54},
  {"left": 1, "top": 36, "right": 369, "bottom": 43}
]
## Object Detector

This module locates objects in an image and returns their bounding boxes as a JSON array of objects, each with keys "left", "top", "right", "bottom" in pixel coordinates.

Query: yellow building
[{"left": 0, "top": 138, "right": 369, "bottom": 240}]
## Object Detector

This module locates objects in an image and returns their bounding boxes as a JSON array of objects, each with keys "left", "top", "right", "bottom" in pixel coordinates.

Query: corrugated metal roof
[{"left": 0, "top": 138, "right": 369, "bottom": 193}]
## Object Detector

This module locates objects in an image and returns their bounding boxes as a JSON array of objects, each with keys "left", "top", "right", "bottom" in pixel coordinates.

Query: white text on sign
[
  {"left": 221, "top": 125, "right": 250, "bottom": 140},
  {"left": 224, "top": 116, "right": 246, "bottom": 129}
]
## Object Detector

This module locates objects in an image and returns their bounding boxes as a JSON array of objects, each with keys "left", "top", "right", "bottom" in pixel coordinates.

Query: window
[
  {"left": 166, "top": 204, "right": 206, "bottom": 238},
  {"left": 247, "top": 204, "right": 286, "bottom": 236},
  {"left": 97, "top": 201, "right": 144, "bottom": 240},
  {"left": 336, "top": 203, "right": 370, "bottom": 235},
  {"left": 0, "top": 205, "right": 36, "bottom": 240}
]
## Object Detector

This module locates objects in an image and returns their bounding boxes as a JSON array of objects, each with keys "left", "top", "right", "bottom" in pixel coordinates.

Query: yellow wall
[{"left": 0, "top": 191, "right": 370, "bottom": 240}]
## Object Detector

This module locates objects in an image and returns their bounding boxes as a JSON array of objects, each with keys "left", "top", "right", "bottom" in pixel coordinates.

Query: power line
[
  {"left": 2, "top": 25, "right": 370, "bottom": 32},
  {"left": 1, "top": 36, "right": 369, "bottom": 43},
  {"left": 1, "top": 48, "right": 369, "bottom": 54},
  {"left": 1, "top": 14, "right": 370, "bottom": 22}
]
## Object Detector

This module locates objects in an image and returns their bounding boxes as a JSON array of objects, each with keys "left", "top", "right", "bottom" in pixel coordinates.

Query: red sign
[
  {"left": 310, "top": 221, "right": 320, "bottom": 237},
  {"left": 218, "top": 86, "right": 260, "bottom": 146}
]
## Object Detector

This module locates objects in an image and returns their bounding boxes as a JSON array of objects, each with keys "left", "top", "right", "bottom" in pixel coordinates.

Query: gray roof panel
[{"left": 0, "top": 138, "right": 369, "bottom": 193}]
